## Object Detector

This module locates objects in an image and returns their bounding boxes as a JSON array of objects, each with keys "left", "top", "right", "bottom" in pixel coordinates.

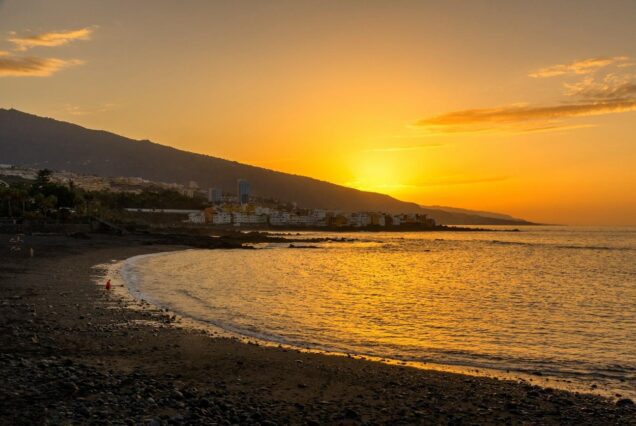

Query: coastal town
[
  {"left": 1, "top": 165, "right": 436, "bottom": 229},
  {"left": 131, "top": 179, "right": 435, "bottom": 228}
]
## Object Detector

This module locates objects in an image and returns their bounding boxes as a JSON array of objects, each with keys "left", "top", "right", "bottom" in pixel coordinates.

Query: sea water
[{"left": 120, "top": 226, "right": 636, "bottom": 398}]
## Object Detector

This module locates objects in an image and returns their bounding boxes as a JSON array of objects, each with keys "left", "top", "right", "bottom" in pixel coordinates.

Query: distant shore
[
  {"left": 0, "top": 219, "right": 527, "bottom": 237},
  {"left": 1, "top": 232, "right": 634, "bottom": 424},
  {"left": 143, "top": 223, "right": 524, "bottom": 235}
]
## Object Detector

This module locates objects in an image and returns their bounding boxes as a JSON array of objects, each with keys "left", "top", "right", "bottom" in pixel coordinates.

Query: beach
[{"left": 1, "top": 233, "right": 635, "bottom": 425}]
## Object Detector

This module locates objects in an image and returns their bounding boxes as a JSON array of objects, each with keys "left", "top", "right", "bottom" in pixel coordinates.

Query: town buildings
[
  {"left": 208, "top": 187, "right": 223, "bottom": 204},
  {"left": 196, "top": 202, "right": 434, "bottom": 228},
  {"left": 1, "top": 165, "right": 436, "bottom": 229},
  {"left": 237, "top": 179, "right": 250, "bottom": 205}
]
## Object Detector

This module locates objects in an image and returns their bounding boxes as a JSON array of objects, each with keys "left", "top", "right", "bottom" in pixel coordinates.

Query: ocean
[{"left": 118, "top": 226, "right": 636, "bottom": 398}]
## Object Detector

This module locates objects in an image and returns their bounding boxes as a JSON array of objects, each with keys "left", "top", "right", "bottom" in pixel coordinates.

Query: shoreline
[
  {"left": 1, "top": 233, "right": 635, "bottom": 424},
  {"left": 111, "top": 249, "right": 633, "bottom": 402}
]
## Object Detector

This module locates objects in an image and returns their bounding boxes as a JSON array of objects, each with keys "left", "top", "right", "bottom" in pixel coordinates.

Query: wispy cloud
[
  {"left": 416, "top": 100, "right": 636, "bottom": 133},
  {"left": 63, "top": 103, "right": 117, "bottom": 116},
  {"left": 564, "top": 73, "right": 636, "bottom": 101},
  {"left": 0, "top": 26, "right": 93, "bottom": 77},
  {"left": 0, "top": 55, "right": 83, "bottom": 77},
  {"left": 416, "top": 55, "right": 636, "bottom": 134},
  {"left": 348, "top": 175, "right": 508, "bottom": 191},
  {"left": 9, "top": 27, "right": 93, "bottom": 51},
  {"left": 529, "top": 56, "right": 628, "bottom": 78},
  {"left": 418, "top": 176, "right": 509, "bottom": 187},
  {"left": 364, "top": 144, "right": 443, "bottom": 153}
]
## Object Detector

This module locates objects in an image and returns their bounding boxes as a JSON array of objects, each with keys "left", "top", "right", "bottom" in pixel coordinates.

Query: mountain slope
[
  {"left": 421, "top": 205, "right": 521, "bottom": 221},
  {"left": 418, "top": 207, "right": 534, "bottom": 226},
  {"left": 0, "top": 108, "right": 534, "bottom": 224},
  {"left": 1, "top": 108, "right": 425, "bottom": 213},
  {"left": 419, "top": 205, "right": 534, "bottom": 225}
]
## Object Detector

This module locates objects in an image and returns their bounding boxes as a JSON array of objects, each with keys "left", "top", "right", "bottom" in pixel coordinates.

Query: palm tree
[
  {"left": 13, "top": 187, "right": 28, "bottom": 217},
  {"left": 1, "top": 187, "right": 29, "bottom": 218},
  {"left": 0, "top": 185, "right": 10, "bottom": 217}
]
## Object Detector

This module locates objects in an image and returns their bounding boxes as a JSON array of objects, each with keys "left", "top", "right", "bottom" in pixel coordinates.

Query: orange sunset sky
[{"left": 1, "top": 1, "right": 635, "bottom": 225}]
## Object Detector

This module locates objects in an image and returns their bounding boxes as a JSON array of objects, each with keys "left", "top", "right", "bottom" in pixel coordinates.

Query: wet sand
[{"left": 1, "top": 233, "right": 634, "bottom": 425}]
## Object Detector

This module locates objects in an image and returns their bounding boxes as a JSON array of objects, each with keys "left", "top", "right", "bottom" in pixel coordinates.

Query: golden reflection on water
[{"left": 124, "top": 227, "right": 636, "bottom": 396}]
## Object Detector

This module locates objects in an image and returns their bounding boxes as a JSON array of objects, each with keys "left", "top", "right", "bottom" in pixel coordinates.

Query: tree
[
  {"left": 0, "top": 185, "right": 11, "bottom": 217},
  {"left": 32, "top": 169, "right": 52, "bottom": 192},
  {"left": 0, "top": 186, "right": 28, "bottom": 218},
  {"left": 40, "top": 195, "right": 57, "bottom": 216}
]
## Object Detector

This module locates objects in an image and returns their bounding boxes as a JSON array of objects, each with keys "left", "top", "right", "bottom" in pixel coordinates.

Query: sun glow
[
  {"left": 348, "top": 154, "right": 411, "bottom": 193},
  {"left": 2, "top": 2, "right": 636, "bottom": 224}
]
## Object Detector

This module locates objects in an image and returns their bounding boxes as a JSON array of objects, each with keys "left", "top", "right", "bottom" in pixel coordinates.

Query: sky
[{"left": 1, "top": 0, "right": 635, "bottom": 225}]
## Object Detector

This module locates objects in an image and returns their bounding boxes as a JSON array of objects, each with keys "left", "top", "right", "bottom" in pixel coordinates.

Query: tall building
[
  {"left": 208, "top": 187, "right": 223, "bottom": 204},
  {"left": 237, "top": 179, "right": 250, "bottom": 204}
]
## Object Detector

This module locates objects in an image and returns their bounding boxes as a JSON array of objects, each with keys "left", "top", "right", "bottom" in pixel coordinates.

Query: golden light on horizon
[
  {"left": 347, "top": 153, "right": 409, "bottom": 193},
  {"left": 2, "top": 3, "right": 636, "bottom": 423},
  {"left": 1, "top": 1, "right": 635, "bottom": 225}
]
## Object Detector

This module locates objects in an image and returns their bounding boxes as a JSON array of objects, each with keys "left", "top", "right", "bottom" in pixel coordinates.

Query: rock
[
  {"left": 76, "top": 406, "right": 91, "bottom": 417},
  {"left": 616, "top": 398, "right": 634, "bottom": 407},
  {"left": 343, "top": 407, "right": 360, "bottom": 420},
  {"left": 63, "top": 381, "right": 79, "bottom": 394}
]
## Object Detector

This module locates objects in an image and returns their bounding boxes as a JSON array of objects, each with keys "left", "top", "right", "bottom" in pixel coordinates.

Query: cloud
[
  {"left": 529, "top": 56, "right": 628, "bottom": 78},
  {"left": 0, "top": 26, "right": 93, "bottom": 77},
  {"left": 9, "top": 27, "right": 93, "bottom": 51},
  {"left": 0, "top": 55, "right": 83, "bottom": 77},
  {"left": 564, "top": 73, "right": 636, "bottom": 101},
  {"left": 349, "top": 175, "right": 509, "bottom": 191},
  {"left": 416, "top": 100, "right": 636, "bottom": 133},
  {"left": 364, "top": 144, "right": 443, "bottom": 153},
  {"left": 416, "top": 55, "right": 636, "bottom": 134},
  {"left": 419, "top": 176, "right": 509, "bottom": 187},
  {"left": 63, "top": 103, "right": 117, "bottom": 116}
]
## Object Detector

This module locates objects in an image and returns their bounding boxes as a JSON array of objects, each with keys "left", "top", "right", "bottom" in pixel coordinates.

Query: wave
[
  {"left": 489, "top": 239, "right": 632, "bottom": 251},
  {"left": 178, "top": 311, "right": 636, "bottom": 385}
]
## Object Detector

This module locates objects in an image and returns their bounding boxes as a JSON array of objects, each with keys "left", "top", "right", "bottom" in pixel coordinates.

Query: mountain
[
  {"left": 419, "top": 205, "right": 535, "bottom": 225},
  {"left": 0, "top": 108, "right": 533, "bottom": 224},
  {"left": 418, "top": 206, "right": 535, "bottom": 226},
  {"left": 421, "top": 205, "right": 522, "bottom": 221},
  {"left": 0, "top": 108, "right": 424, "bottom": 213}
]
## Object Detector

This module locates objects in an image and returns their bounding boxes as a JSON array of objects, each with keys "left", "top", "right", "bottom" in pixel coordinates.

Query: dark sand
[{"left": 1, "top": 233, "right": 634, "bottom": 425}]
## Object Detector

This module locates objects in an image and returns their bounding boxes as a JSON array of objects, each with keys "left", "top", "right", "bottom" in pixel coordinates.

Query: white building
[
  {"left": 232, "top": 212, "right": 267, "bottom": 226},
  {"left": 311, "top": 209, "right": 327, "bottom": 220},
  {"left": 211, "top": 211, "right": 232, "bottom": 225},
  {"left": 187, "top": 212, "right": 206, "bottom": 224},
  {"left": 288, "top": 214, "right": 314, "bottom": 226},
  {"left": 255, "top": 206, "right": 272, "bottom": 215},
  {"left": 269, "top": 211, "right": 291, "bottom": 226},
  {"left": 311, "top": 209, "right": 328, "bottom": 226},
  {"left": 349, "top": 212, "right": 371, "bottom": 227}
]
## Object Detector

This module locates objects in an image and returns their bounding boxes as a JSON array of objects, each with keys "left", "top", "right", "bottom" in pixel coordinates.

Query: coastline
[
  {"left": 111, "top": 249, "right": 634, "bottom": 402},
  {"left": 1, "top": 233, "right": 634, "bottom": 424}
]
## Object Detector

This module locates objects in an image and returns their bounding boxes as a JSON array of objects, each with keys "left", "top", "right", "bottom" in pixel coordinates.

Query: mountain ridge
[{"left": 0, "top": 108, "right": 534, "bottom": 225}]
